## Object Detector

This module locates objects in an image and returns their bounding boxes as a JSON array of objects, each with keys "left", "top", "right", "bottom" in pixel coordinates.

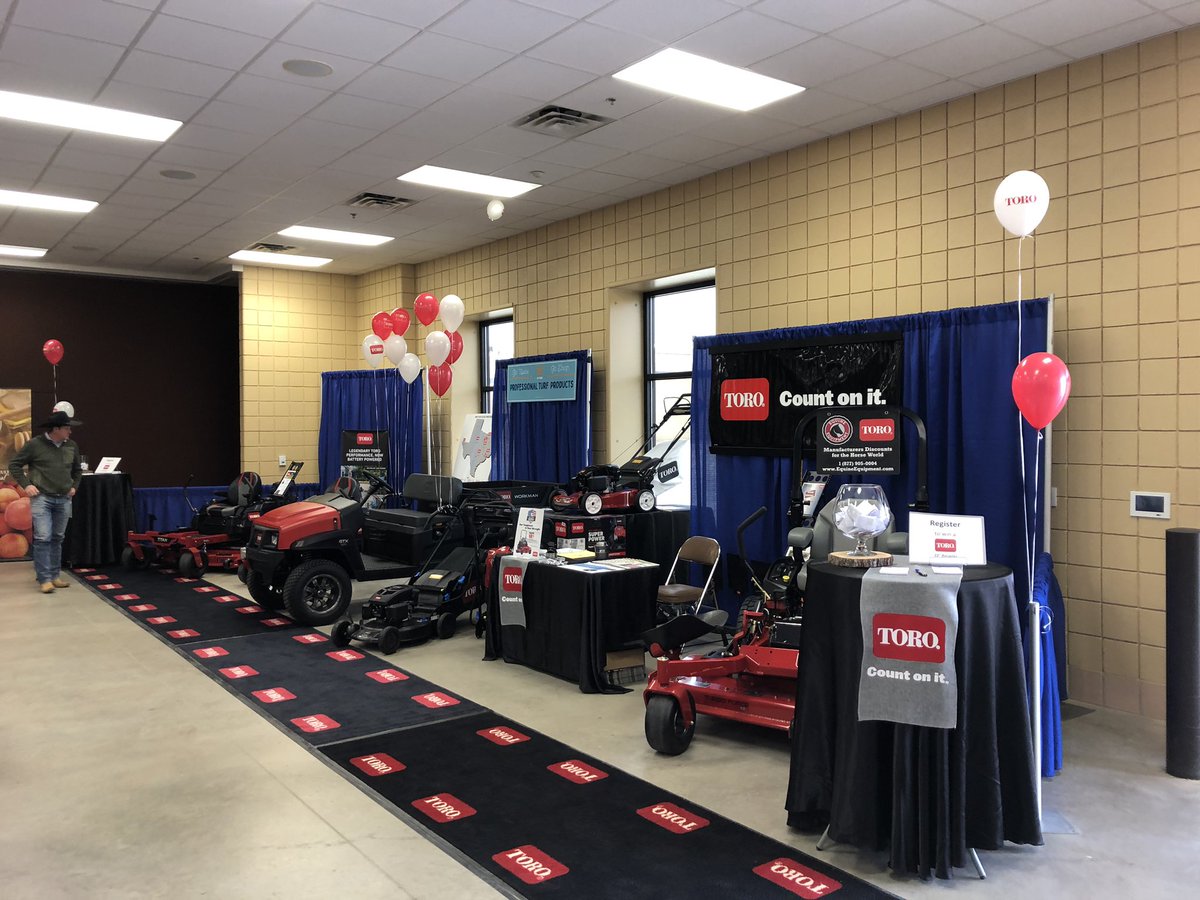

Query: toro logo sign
[
  {"left": 218, "top": 665, "right": 259, "bottom": 679},
  {"left": 193, "top": 646, "right": 228, "bottom": 659},
  {"left": 636, "top": 802, "right": 710, "bottom": 834},
  {"left": 753, "top": 858, "right": 842, "bottom": 898},
  {"left": 413, "top": 793, "right": 477, "bottom": 823},
  {"left": 720, "top": 378, "right": 770, "bottom": 421},
  {"left": 858, "top": 418, "right": 895, "bottom": 442},
  {"left": 492, "top": 845, "right": 569, "bottom": 885},
  {"left": 413, "top": 692, "right": 460, "bottom": 708},
  {"left": 477, "top": 726, "right": 531, "bottom": 746},
  {"left": 548, "top": 759, "right": 608, "bottom": 784},
  {"left": 872, "top": 614, "right": 946, "bottom": 664},
  {"left": 350, "top": 753, "right": 405, "bottom": 777},
  {"left": 935, "top": 538, "right": 957, "bottom": 553},
  {"left": 366, "top": 668, "right": 409, "bottom": 683},
  {"left": 501, "top": 566, "right": 523, "bottom": 592},
  {"left": 356, "top": 432, "right": 374, "bottom": 445},
  {"left": 293, "top": 633, "right": 327, "bottom": 644},
  {"left": 326, "top": 649, "right": 364, "bottom": 662},
  {"left": 291, "top": 714, "right": 340, "bottom": 733},
  {"left": 252, "top": 687, "right": 296, "bottom": 704}
]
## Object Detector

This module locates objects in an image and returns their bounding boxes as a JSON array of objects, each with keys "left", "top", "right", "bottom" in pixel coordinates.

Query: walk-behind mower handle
[{"left": 736, "top": 506, "right": 768, "bottom": 563}]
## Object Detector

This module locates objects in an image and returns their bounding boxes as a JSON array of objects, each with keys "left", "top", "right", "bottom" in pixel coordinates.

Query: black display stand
[{"left": 64, "top": 473, "right": 134, "bottom": 567}]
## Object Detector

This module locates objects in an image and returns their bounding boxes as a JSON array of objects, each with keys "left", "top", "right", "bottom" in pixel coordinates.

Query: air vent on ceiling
[
  {"left": 346, "top": 191, "right": 414, "bottom": 210},
  {"left": 248, "top": 242, "right": 296, "bottom": 253},
  {"left": 512, "top": 105, "right": 613, "bottom": 138}
]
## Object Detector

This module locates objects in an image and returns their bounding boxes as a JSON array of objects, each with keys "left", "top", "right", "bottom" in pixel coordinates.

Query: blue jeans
[{"left": 31, "top": 493, "right": 72, "bottom": 584}]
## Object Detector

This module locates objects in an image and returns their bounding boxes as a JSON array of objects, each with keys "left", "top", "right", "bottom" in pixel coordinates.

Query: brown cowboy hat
[{"left": 39, "top": 410, "right": 83, "bottom": 429}]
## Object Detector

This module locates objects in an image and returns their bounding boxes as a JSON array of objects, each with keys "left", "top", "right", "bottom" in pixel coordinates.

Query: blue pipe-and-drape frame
[
  {"left": 318, "top": 368, "right": 424, "bottom": 499},
  {"left": 492, "top": 350, "right": 592, "bottom": 483},
  {"left": 691, "top": 298, "right": 1050, "bottom": 610}
]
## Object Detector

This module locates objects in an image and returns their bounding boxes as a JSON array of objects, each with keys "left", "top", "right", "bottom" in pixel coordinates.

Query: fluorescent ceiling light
[
  {"left": 0, "top": 90, "right": 181, "bottom": 142},
  {"left": 0, "top": 244, "right": 47, "bottom": 258},
  {"left": 613, "top": 48, "right": 804, "bottom": 111},
  {"left": 230, "top": 250, "right": 331, "bottom": 268},
  {"left": 0, "top": 189, "right": 97, "bottom": 213},
  {"left": 398, "top": 165, "right": 539, "bottom": 198},
  {"left": 278, "top": 225, "right": 393, "bottom": 246}
]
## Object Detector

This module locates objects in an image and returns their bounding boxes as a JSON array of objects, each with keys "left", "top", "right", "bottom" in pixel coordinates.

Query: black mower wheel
[
  {"left": 236, "top": 561, "right": 249, "bottom": 584},
  {"left": 178, "top": 551, "right": 206, "bottom": 578},
  {"left": 331, "top": 619, "right": 355, "bottom": 648},
  {"left": 636, "top": 489, "right": 656, "bottom": 512},
  {"left": 435, "top": 612, "right": 458, "bottom": 640},
  {"left": 378, "top": 626, "right": 402, "bottom": 655},
  {"left": 645, "top": 695, "right": 694, "bottom": 756},
  {"left": 283, "top": 559, "right": 352, "bottom": 626},
  {"left": 581, "top": 491, "right": 604, "bottom": 515},
  {"left": 471, "top": 604, "right": 485, "bottom": 639},
  {"left": 246, "top": 570, "right": 285, "bottom": 609},
  {"left": 121, "top": 546, "right": 145, "bottom": 570}
]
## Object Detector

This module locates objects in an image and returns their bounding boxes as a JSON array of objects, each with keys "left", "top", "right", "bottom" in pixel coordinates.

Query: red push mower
[
  {"left": 551, "top": 394, "right": 691, "bottom": 516},
  {"left": 123, "top": 462, "right": 303, "bottom": 578}
]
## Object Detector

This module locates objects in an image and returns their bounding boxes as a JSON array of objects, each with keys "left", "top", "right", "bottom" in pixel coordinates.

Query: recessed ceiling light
[
  {"left": 229, "top": 250, "right": 331, "bottom": 268},
  {"left": 398, "top": 165, "right": 540, "bottom": 198},
  {"left": 613, "top": 48, "right": 804, "bottom": 111},
  {"left": 159, "top": 169, "right": 196, "bottom": 180},
  {"left": 0, "top": 243, "right": 47, "bottom": 258},
  {"left": 0, "top": 189, "right": 97, "bottom": 214},
  {"left": 278, "top": 225, "right": 393, "bottom": 246},
  {"left": 282, "top": 59, "right": 334, "bottom": 78},
  {"left": 0, "top": 89, "right": 181, "bottom": 141}
]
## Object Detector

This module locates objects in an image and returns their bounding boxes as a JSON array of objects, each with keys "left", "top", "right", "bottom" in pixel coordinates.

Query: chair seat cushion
[{"left": 657, "top": 583, "right": 703, "bottom": 605}]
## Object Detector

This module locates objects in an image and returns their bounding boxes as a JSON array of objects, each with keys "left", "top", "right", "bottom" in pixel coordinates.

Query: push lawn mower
[
  {"left": 331, "top": 490, "right": 517, "bottom": 654},
  {"left": 123, "top": 463, "right": 303, "bottom": 577},
  {"left": 551, "top": 394, "right": 691, "bottom": 516},
  {"left": 641, "top": 506, "right": 804, "bottom": 756}
]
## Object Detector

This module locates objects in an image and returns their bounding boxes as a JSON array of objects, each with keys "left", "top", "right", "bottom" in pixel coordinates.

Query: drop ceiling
[{"left": 0, "top": 0, "right": 1195, "bottom": 281}]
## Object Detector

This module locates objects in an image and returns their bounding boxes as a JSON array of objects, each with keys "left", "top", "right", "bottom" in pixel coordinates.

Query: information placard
[
  {"left": 907, "top": 513, "right": 987, "bottom": 565},
  {"left": 514, "top": 507, "right": 544, "bottom": 557}
]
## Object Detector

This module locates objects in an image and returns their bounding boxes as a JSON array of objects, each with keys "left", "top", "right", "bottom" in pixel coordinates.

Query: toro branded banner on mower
[{"left": 708, "top": 334, "right": 903, "bottom": 455}]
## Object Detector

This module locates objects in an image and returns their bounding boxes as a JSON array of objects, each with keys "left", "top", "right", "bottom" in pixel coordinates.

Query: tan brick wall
[{"left": 242, "top": 26, "right": 1200, "bottom": 719}]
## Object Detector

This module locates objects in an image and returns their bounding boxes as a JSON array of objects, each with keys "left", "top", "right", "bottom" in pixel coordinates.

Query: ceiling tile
[
  {"left": 1168, "top": 2, "right": 1200, "bottom": 26},
  {"left": 756, "top": 35, "right": 885, "bottom": 89},
  {"left": 959, "top": 47, "right": 1074, "bottom": 89},
  {"left": 595, "top": 152, "right": 682, "bottom": 180},
  {"left": 12, "top": 0, "right": 151, "bottom": 45},
  {"left": 173, "top": 123, "right": 269, "bottom": 156},
  {"left": 833, "top": 0, "right": 980, "bottom": 56},
  {"left": 426, "top": 85, "right": 557, "bottom": 132},
  {"left": 822, "top": 60, "right": 947, "bottom": 105},
  {"left": 279, "top": 4, "right": 420, "bottom": 63},
  {"left": 995, "top": 0, "right": 1160, "bottom": 45},
  {"left": 458, "top": 123, "right": 565, "bottom": 158},
  {"left": 479, "top": 56, "right": 597, "bottom": 102},
  {"left": 0, "top": 26, "right": 125, "bottom": 97},
  {"left": 97, "top": 81, "right": 209, "bottom": 120},
  {"left": 343, "top": 66, "right": 459, "bottom": 107},
  {"left": 879, "top": 79, "right": 975, "bottom": 113},
  {"left": 675, "top": 9, "right": 818, "bottom": 66},
  {"left": 526, "top": 21, "right": 661, "bottom": 74},
  {"left": 430, "top": 0, "right": 575, "bottom": 53},
  {"left": 136, "top": 15, "right": 271, "bottom": 69},
  {"left": 51, "top": 147, "right": 144, "bottom": 177},
  {"left": 586, "top": 0, "right": 734, "bottom": 44},
  {"left": 645, "top": 133, "right": 741, "bottom": 164},
  {"left": 1055, "top": 13, "right": 1182, "bottom": 59},
  {"left": 244, "top": 43, "right": 374, "bottom": 91},
  {"left": 932, "top": 0, "right": 1045, "bottom": 19},
  {"left": 113, "top": 50, "right": 237, "bottom": 98},
  {"left": 161, "top": 0, "right": 310, "bottom": 38},
  {"left": 752, "top": 0, "right": 907, "bottom": 34},
  {"left": 151, "top": 144, "right": 245, "bottom": 172},
  {"left": 900, "top": 26, "right": 1043, "bottom": 79},
  {"left": 382, "top": 31, "right": 513, "bottom": 83},
  {"left": 522, "top": 0, "right": 610, "bottom": 14},
  {"left": 217, "top": 73, "right": 331, "bottom": 116},
  {"left": 529, "top": 140, "right": 630, "bottom": 169},
  {"left": 193, "top": 100, "right": 301, "bottom": 137},
  {"left": 321, "top": 0, "right": 465, "bottom": 29},
  {"left": 309, "top": 94, "right": 420, "bottom": 130},
  {"left": 809, "top": 105, "right": 892, "bottom": 135}
]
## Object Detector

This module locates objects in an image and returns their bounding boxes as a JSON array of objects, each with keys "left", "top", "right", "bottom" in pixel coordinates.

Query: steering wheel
[{"left": 360, "top": 469, "right": 396, "bottom": 500}]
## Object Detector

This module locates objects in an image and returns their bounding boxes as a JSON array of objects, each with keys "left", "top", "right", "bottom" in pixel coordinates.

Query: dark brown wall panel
[{"left": 0, "top": 268, "right": 239, "bottom": 487}]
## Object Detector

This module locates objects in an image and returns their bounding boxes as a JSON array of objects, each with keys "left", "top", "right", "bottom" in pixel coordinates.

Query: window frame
[
  {"left": 479, "top": 315, "right": 513, "bottom": 414},
  {"left": 642, "top": 279, "right": 715, "bottom": 438}
]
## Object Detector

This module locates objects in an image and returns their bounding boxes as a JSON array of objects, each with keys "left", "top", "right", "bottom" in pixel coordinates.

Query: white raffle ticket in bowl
[{"left": 835, "top": 499, "right": 890, "bottom": 540}]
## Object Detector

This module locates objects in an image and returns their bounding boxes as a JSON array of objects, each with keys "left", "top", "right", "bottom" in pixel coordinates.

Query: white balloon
[
  {"left": 993, "top": 170, "right": 1049, "bottom": 238},
  {"left": 52, "top": 400, "right": 74, "bottom": 417},
  {"left": 398, "top": 352, "right": 422, "bottom": 384},
  {"left": 361, "top": 333, "right": 385, "bottom": 368},
  {"left": 425, "top": 330, "right": 450, "bottom": 367},
  {"left": 440, "top": 293, "right": 465, "bottom": 332},
  {"left": 383, "top": 333, "right": 408, "bottom": 365}
]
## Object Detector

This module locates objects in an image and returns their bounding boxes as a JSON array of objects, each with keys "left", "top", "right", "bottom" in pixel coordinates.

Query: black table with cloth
[
  {"left": 624, "top": 507, "right": 691, "bottom": 581},
  {"left": 484, "top": 558, "right": 658, "bottom": 693},
  {"left": 64, "top": 473, "right": 134, "bottom": 566},
  {"left": 786, "top": 561, "right": 1042, "bottom": 879}
]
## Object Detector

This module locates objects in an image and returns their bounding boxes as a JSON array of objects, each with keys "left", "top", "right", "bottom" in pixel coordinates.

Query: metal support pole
[{"left": 1030, "top": 597, "right": 1043, "bottom": 819}]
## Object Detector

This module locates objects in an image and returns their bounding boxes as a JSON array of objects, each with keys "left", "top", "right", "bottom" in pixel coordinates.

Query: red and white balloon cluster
[{"left": 360, "top": 292, "right": 465, "bottom": 397}]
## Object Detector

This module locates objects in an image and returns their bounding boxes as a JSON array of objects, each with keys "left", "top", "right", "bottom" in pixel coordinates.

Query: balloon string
[{"left": 1028, "top": 430, "right": 1042, "bottom": 606}]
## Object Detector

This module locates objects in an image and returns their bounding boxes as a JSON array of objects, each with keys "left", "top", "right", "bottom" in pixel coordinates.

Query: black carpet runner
[{"left": 77, "top": 566, "right": 896, "bottom": 899}]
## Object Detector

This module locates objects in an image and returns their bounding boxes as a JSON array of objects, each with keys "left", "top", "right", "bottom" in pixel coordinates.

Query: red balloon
[
  {"left": 390, "top": 308, "right": 411, "bottom": 337},
  {"left": 414, "top": 292, "right": 439, "bottom": 327},
  {"left": 428, "top": 362, "right": 453, "bottom": 397},
  {"left": 371, "top": 311, "right": 392, "bottom": 340},
  {"left": 42, "top": 339, "right": 64, "bottom": 366},
  {"left": 445, "top": 330, "right": 464, "bottom": 365},
  {"left": 1012, "top": 353, "right": 1071, "bottom": 429}
]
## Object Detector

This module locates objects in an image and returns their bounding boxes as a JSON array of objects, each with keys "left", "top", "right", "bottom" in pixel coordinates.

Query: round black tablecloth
[
  {"left": 786, "top": 561, "right": 1042, "bottom": 879},
  {"left": 64, "top": 474, "right": 134, "bottom": 567}
]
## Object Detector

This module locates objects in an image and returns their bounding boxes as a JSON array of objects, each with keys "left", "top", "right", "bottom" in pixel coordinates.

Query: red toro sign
[
  {"left": 858, "top": 418, "right": 895, "bottom": 441},
  {"left": 636, "top": 802, "right": 710, "bottom": 834},
  {"left": 356, "top": 433, "right": 374, "bottom": 445},
  {"left": 935, "top": 538, "right": 957, "bottom": 553},
  {"left": 753, "top": 858, "right": 842, "bottom": 898},
  {"left": 719, "top": 378, "right": 770, "bottom": 421},
  {"left": 477, "top": 726, "right": 531, "bottom": 746},
  {"left": 492, "top": 845, "right": 569, "bottom": 885},
  {"left": 412, "top": 793, "right": 477, "bottom": 823},
  {"left": 501, "top": 566, "right": 523, "bottom": 591},
  {"left": 548, "top": 759, "right": 608, "bottom": 784},
  {"left": 872, "top": 613, "right": 947, "bottom": 664},
  {"left": 350, "top": 753, "right": 405, "bottom": 777},
  {"left": 252, "top": 687, "right": 296, "bottom": 704}
]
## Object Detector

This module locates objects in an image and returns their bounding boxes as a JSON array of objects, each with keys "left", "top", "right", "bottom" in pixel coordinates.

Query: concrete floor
[{"left": 1, "top": 558, "right": 1198, "bottom": 899}]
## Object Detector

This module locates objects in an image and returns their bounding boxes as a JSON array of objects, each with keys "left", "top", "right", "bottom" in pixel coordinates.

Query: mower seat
[
  {"left": 196, "top": 472, "right": 263, "bottom": 534},
  {"left": 363, "top": 474, "right": 464, "bottom": 564},
  {"left": 380, "top": 474, "right": 463, "bottom": 528},
  {"left": 791, "top": 497, "right": 908, "bottom": 593},
  {"left": 330, "top": 476, "right": 362, "bottom": 502}
]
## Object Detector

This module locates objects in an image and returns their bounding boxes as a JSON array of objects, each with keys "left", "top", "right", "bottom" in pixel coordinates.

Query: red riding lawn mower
[{"left": 123, "top": 463, "right": 303, "bottom": 577}]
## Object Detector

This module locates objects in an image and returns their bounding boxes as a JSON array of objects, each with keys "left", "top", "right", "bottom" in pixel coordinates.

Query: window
[
  {"left": 480, "top": 316, "right": 514, "bottom": 413},
  {"left": 643, "top": 282, "right": 716, "bottom": 507}
]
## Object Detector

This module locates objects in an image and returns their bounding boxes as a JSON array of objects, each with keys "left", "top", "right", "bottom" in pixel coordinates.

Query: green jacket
[{"left": 8, "top": 434, "right": 82, "bottom": 496}]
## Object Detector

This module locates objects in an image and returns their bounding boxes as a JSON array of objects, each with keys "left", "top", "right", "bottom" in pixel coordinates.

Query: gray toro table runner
[
  {"left": 497, "top": 554, "right": 534, "bottom": 627},
  {"left": 858, "top": 564, "right": 962, "bottom": 728}
]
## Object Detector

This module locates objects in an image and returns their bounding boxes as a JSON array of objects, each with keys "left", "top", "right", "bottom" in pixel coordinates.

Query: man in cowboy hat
[{"left": 9, "top": 409, "right": 84, "bottom": 593}]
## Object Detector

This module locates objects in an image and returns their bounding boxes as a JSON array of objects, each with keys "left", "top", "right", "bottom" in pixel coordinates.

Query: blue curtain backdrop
[
  {"left": 318, "top": 368, "right": 424, "bottom": 499},
  {"left": 692, "top": 298, "right": 1050, "bottom": 610},
  {"left": 492, "top": 350, "right": 592, "bottom": 483},
  {"left": 133, "top": 482, "right": 322, "bottom": 532}
]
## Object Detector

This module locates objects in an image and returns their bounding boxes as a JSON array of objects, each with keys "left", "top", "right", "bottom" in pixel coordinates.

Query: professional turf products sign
[{"left": 708, "top": 334, "right": 902, "bottom": 454}]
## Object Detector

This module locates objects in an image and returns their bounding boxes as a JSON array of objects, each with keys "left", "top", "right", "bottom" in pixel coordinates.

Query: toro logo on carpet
[
  {"left": 260, "top": 617, "right": 290, "bottom": 627},
  {"left": 753, "top": 858, "right": 842, "bottom": 898},
  {"left": 326, "top": 649, "right": 364, "bottom": 662},
  {"left": 214, "top": 594, "right": 242, "bottom": 603},
  {"left": 413, "top": 793, "right": 477, "bottom": 823},
  {"left": 113, "top": 593, "right": 139, "bottom": 601},
  {"left": 293, "top": 633, "right": 327, "bottom": 644},
  {"left": 636, "top": 802, "right": 710, "bottom": 834},
  {"left": 292, "top": 714, "right": 340, "bottom": 733},
  {"left": 98, "top": 583, "right": 122, "bottom": 590},
  {"left": 366, "top": 669, "right": 409, "bottom": 683},
  {"left": 234, "top": 605, "right": 263, "bottom": 615},
  {"left": 549, "top": 759, "right": 608, "bottom": 784},
  {"left": 252, "top": 687, "right": 296, "bottom": 703},
  {"left": 477, "top": 726, "right": 531, "bottom": 746},
  {"left": 193, "top": 647, "right": 228, "bottom": 658},
  {"left": 128, "top": 604, "right": 156, "bottom": 612},
  {"left": 193, "top": 586, "right": 219, "bottom": 593},
  {"left": 413, "top": 692, "right": 459, "bottom": 708},
  {"left": 350, "top": 753, "right": 405, "bottom": 777},
  {"left": 167, "top": 629, "right": 200, "bottom": 639},
  {"left": 872, "top": 613, "right": 946, "bottom": 664},
  {"left": 146, "top": 616, "right": 177, "bottom": 625},
  {"left": 218, "top": 665, "right": 259, "bottom": 679},
  {"left": 492, "top": 845, "right": 569, "bottom": 885}
]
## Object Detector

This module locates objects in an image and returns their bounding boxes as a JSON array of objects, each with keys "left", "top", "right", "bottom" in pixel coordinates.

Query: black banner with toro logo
[
  {"left": 817, "top": 409, "right": 902, "bottom": 474},
  {"left": 708, "top": 334, "right": 903, "bottom": 455},
  {"left": 340, "top": 429, "right": 388, "bottom": 483}
]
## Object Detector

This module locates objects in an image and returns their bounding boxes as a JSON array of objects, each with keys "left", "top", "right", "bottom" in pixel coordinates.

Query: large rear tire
[
  {"left": 645, "top": 694, "right": 694, "bottom": 755},
  {"left": 283, "top": 559, "right": 352, "bottom": 626},
  {"left": 246, "top": 570, "right": 285, "bottom": 609}
]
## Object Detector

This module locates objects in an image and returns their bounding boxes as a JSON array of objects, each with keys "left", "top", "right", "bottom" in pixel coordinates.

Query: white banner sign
[{"left": 907, "top": 513, "right": 987, "bottom": 565}]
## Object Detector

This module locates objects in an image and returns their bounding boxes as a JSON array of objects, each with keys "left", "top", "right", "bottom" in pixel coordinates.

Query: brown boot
[
  {"left": 40, "top": 582, "right": 55, "bottom": 594},
  {"left": 51, "top": 577, "right": 71, "bottom": 588}
]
